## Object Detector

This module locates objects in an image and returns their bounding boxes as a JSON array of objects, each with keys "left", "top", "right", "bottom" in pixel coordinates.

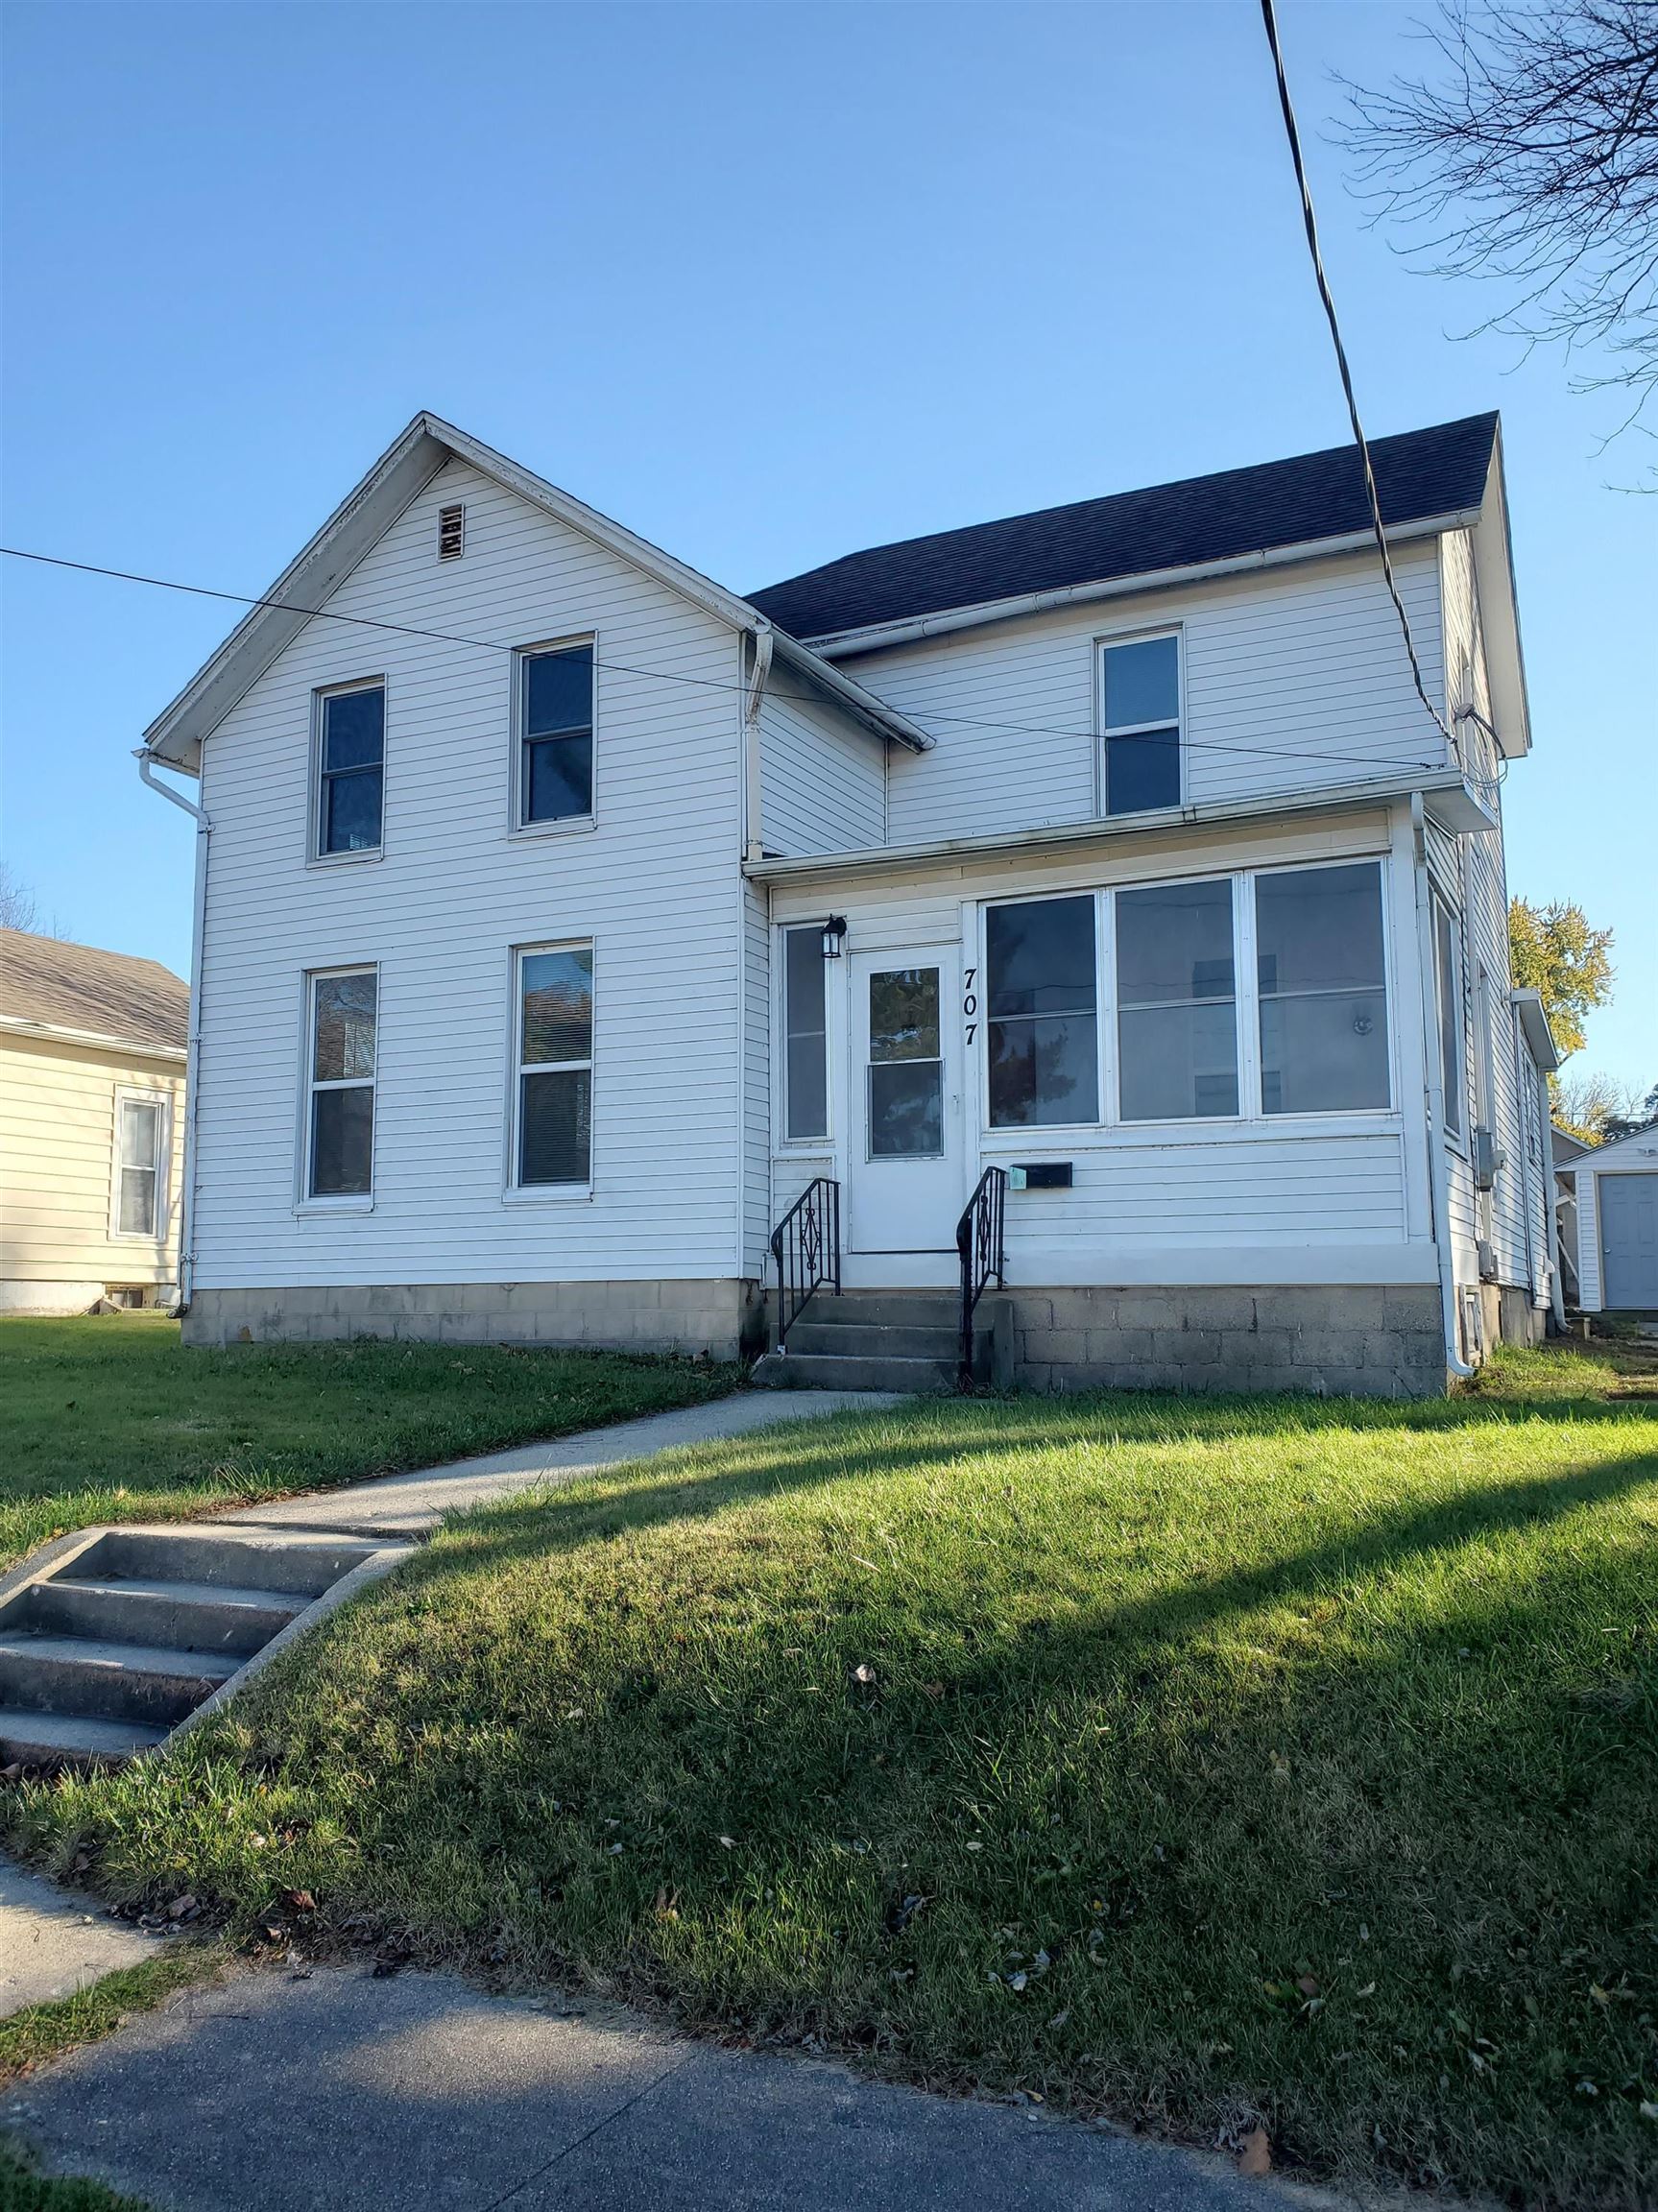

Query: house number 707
[{"left": 963, "top": 966, "right": 977, "bottom": 1045}]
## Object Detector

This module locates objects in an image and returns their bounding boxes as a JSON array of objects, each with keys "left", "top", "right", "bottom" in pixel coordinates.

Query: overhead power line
[
  {"left": 0, "top": 542, "right": 1443, "bottom": 776},
  {"left": 1257, "top": 0, "right": 1455, "bottom": 750}
]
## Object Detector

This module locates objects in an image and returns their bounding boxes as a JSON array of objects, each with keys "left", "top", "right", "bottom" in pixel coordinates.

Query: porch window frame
[
  {"left": 1432, "top": 895, "right": 1468, "bottom": 1149},
  {"left": 974, "top": 854, "right": 1400, "bottom": 1140},
  {"left": 108, "top": 1085, "right": 171, "bottom": 1242},
  {"left": 779, "top": 923, "right": 833, "bottom": 1146},
  {"left": 506, "top": 937, "right": 596, "bottom": 1199}
]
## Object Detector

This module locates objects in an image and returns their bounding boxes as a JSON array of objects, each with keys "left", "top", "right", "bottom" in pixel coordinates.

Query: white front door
[{"left": 847, "top": 948, "right": 963, "bottom": 1254}]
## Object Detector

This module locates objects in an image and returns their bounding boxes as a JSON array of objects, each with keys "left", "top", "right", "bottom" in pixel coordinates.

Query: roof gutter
[
  {"left": 795, "top": 509, "right": 1479, "bottom": 660},
  {"left": 0, "top": 1013, "right": 185, "bottom": 1063},
  {"left": 770, "top": 633, "right": 933, "bottom": 751},
  {"left": 745, "top": 766, "right": 1492, "bottom": 883}
]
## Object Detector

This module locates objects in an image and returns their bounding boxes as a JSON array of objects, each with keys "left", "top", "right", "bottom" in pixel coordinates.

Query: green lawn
[
  {"left": 8, "top": 1347, "right": 1654, "bottom": 2207},
  {"left": 0, "top": 1315, "right": 740, "bottom": 1571}
]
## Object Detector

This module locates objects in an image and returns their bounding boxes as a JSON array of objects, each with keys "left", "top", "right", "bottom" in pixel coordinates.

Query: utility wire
[
  {"left": 1257, "top": 0, "right": 1455, "bottom": 751},
  {"left": 0, "top": 541, "right": 1443, "bottom": 776}
]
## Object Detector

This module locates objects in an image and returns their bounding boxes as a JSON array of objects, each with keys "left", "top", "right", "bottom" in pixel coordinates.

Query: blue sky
[{"left": 2, "top": 1, "right": 1651, "bottom": 1089}]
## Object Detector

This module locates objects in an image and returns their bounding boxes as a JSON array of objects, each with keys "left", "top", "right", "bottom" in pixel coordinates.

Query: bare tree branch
[{"left": 1335, "top": 2, "right": 1658, "bottom": 463}]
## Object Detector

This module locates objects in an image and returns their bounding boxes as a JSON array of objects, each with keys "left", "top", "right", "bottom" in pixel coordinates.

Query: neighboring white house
[
  {"left": 1555, "top": 1127, "right": 1658, "bottom": 1313},
  {"left": 0, "top": 930, "right": 188, "bottom": 1312},
  {"left": 133, "top": 408, "right": 1559, "bottom": 1394}
]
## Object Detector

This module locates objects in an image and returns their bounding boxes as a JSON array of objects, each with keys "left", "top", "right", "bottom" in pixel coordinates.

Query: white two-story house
[{"left": 137, "top": 409, "right": 1560, "bottom": 1396}]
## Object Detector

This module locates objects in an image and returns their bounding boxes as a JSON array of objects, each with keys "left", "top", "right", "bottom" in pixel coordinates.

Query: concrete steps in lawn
[
  {"left": 0, "top": 1524, "right": 412, "bottom": 1773},
  {"left": 752, "top": 1289, "right": 1011, "bottom": 1395}
]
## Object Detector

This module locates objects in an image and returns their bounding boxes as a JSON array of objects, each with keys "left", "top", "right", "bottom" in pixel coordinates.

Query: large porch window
[
  {"left": 978, "top": 857, "right": 1392, "bottom": 1131},
  {"left": 782, "top": 926, "right": 829, "bottom": 1142}
]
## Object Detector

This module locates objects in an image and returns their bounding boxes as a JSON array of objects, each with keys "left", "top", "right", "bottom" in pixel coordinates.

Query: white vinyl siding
[
  {"left": 852, "top": 541, "right": 1448, "bottom": 847},
  {"left": 757, "top": 677, "right": 885, "bottom": 857},
  {"left": 190, "top": 456, "right": 746, "bottom": 1288}
]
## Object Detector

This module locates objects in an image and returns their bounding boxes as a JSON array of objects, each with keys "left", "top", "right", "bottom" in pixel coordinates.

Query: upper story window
[
  {"left": 1100, "top": 632, "right": 1181, "bottom": 815},
  {"left": 515, "top": 944, "right": 593, "bottom": 1186},
  {"left": 782, "top": 926, "right": 829, "bottom": 1141},
  {"left": 315, "top": 683, "right": 385, "bottom": 856},
  {"left": 986, "top": 896, "right": 1098, "bottom": 1127},
  {"left": 517, "top": 642, "right": 594, "bottom": 828},
  {"left": 306, "top": 968, "right": 377, "bottom": 1198},
  {"left": 112, "top": 1091, "right": 166, "bottom": 1238},
  {"left": 1116, "top": 878, "right": 1237, "bottom": 1119},
  {"left": 1256, "top": 864, "right": 1390, "bottom": 1115}
]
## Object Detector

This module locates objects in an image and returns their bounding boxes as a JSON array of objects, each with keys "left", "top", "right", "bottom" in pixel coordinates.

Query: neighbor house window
[
  {"left": 1255, "top": 863, "right": 1390, "bottom": 1114},
  {"left": 315, "top": 683, "right": 385, "bottom": 855},
  {"left": 782, "top": 926, "right": 829, "bottom": 1141},
  {"left": 518, "top": 643, "right": 594, "bottom": 825},
  {"left": 1433, "top": 901, "right": 1465, "bottom": 1140},
  {"left": 516, "top": 944, "right": 593, "bottom": 1185},
  {"left": 1101, "top": 633, "right": 1181, "bottom": 815},
  {"left": 113, "top": 1093, "right": 165, "bottom": 1237},
  {"left": 1116, "top": 878, "right": 1237, "bottom": 1119},
  {"left": 306, "top": 969, "right": 377, "bottom": 1197},
  {"left": 986, "top": 896, "right": 1098, "bottom": 1126}
]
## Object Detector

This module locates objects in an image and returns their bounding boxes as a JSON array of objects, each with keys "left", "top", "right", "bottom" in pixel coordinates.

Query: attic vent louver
[{"left": 437, "top": 502, "right": 466, "bottom": 561}]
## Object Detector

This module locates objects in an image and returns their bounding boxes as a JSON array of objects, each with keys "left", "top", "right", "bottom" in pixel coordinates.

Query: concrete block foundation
[
  {"left": 1008, "top": 1284, "right": 1447, "bottom": 1399},
  {"left": 182, "top": 1280, "right": 768, "bottom": 1361}
]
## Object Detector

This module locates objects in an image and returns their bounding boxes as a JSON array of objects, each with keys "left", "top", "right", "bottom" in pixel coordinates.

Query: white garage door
[{"left": 1600, "top": 1173, "right": 1658, "bottom": 1309}]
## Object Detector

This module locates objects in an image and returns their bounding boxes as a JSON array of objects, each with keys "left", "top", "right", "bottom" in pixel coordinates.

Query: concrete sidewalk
[
  {"left": 211, "top": 1387, "right": 905, "bottom": 1538},
  {"left": 0, "top": 1857, "right": 161, "bottom": 2019},
  {"left": 5, "top": 1963, "right": 1346, "bottom": 2212}
]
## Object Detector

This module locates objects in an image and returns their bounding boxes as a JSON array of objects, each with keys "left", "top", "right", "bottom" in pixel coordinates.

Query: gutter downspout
[
  {"left": 136, "top": 750, "right": 209, "bottom": 1314},
  {"left": 1410, "top": 793, "right": 1477, "bottom": 1380},
  {"left": 742, "top": 623, "right": 773, "bottom": 867}
]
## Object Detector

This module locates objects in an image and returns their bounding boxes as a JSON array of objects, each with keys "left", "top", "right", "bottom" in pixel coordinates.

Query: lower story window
[
  {"left": 517, "top": 944, "right": 593, "bottom": 1186},
  {"left": 783, "top": 926, "right": 829, "bottom": 1141},
  {"left": 113, "top": 1093, "right": 165, "bottom": 1236},
  {"left": 1433, "top": 899, "right": 1465, "bottom": 1140},
  {"left": 307, "top": 969, "right": 377, "bottom": 1197},
  {"left": 1115, "top": 878, "right": 1237, "bottom": 1120},
  {"left": 1256, "top": 862, "right": 1390, "bottom": 1114}
]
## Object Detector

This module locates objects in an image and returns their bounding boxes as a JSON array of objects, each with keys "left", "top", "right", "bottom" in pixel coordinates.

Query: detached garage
[{"left": 1560, "top": 1128, "right": 1658, "bottom": 1312}]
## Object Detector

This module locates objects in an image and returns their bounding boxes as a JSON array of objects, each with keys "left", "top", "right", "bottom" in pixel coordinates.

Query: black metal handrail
[
  {"left": 770, "top": 1177, "right": 841, "bottom": 1350},
  {"left": 955, "top": 1166, "right": 1007, "bottom": 1387}
]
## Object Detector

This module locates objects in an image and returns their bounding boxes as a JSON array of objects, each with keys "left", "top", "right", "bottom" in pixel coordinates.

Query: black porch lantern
[{"left": 821, "top": 915, "right": 848, "bottom": 960}]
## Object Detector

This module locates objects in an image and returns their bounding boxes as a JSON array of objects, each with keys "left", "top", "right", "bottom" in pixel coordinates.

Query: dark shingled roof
[
  {"left": 748, "top": 414, "right": 1499, "bottom": 643},
  {"left": 0, "top": 930, "right": 189, "bottom": 1057}
]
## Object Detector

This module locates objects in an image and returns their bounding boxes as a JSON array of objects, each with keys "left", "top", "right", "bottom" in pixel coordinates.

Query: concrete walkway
[
  {"left": 4, "top": 1962, "right": 1351, "bottom": 2212},
  {"left": 212, "top": 1388, "right": 905, "bottom": 1537},
  {"left": 0, "top": 1857, "right": 161, "bottom": 2019}
]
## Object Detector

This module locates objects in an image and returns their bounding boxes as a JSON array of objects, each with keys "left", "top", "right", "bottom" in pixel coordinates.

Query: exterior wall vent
[{"left": 437, "top": 502, "right": 466, "bottom": 562}]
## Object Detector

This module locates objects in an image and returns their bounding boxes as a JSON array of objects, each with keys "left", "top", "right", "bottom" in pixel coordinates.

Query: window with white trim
[
  {"left": 1255, "top": 863, "right": 1390, "bottom": 1114},
  {"left": 315, "top": 683, "right": 384, "bottom": 855},
  {"left": 515, "top": 945, "right": 593, "bottom": 1186},
  {"left": 782, "top": 926, "right": 829, "bottom": 1141},
  {"left": 306, "top": 969, "right": 377, "bottom": 1197},
  {"left": 986, "top": 896, "right": 1098, "bottom": 1127},
  {"left": 1433, "top": 900, "right": 1465, "bottom": 1141},
  {"left": 1116, "top": 878, "right": 1237, "bottom": 1120},
  {"left": 1100, "top": 633, "right": 1180, "bottom": 815},
  {"left": 517, "top": 643, "right": 594, "bottom": 826},
  {"left": 113, "top": 1093, "right": 166, "bottom": 1237}
]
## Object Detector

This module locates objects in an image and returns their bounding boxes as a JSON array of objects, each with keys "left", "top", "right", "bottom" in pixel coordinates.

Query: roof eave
[
  {"left": 744, "top": 767, "right": 1488, "bottom": 881},
  {"left": 1468, "top": 426, "right": 1532, "bottom": 760},
  {"left": 0, "top": 1012, "right": 188, "bottom": 1062},
  {"left": 791, "top": 510, "right": 1481, "bottom": 661},
  {"left": 769, "top": 633, "right": 933, "bottom": 752},
  {"left": 1511, "top": 986, "right": 1561, "bottom": 1071}
]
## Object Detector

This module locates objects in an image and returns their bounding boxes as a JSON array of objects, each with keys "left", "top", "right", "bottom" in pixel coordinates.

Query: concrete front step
[
  {"left": 88, "top": 1527, "right": 381, "bottom": 1599},
  {"left": 0, "top": 1634, "right": 239, "bottom": 1729},
  {"left": 786, "top": 1293, "right": 962, "bottom": 1330},
  {"left": 782, "top": 1320, "right": 970, "bottom": 1361},
  {"left": 0, "top": 1708, "right": 170, "bottom": 1771},
  {"left": 25, "top": 1575, "right": 306, "bottom": 1657},
  {"left": 753, "top": 1351, "right": 959, "bottom": 1394}
]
